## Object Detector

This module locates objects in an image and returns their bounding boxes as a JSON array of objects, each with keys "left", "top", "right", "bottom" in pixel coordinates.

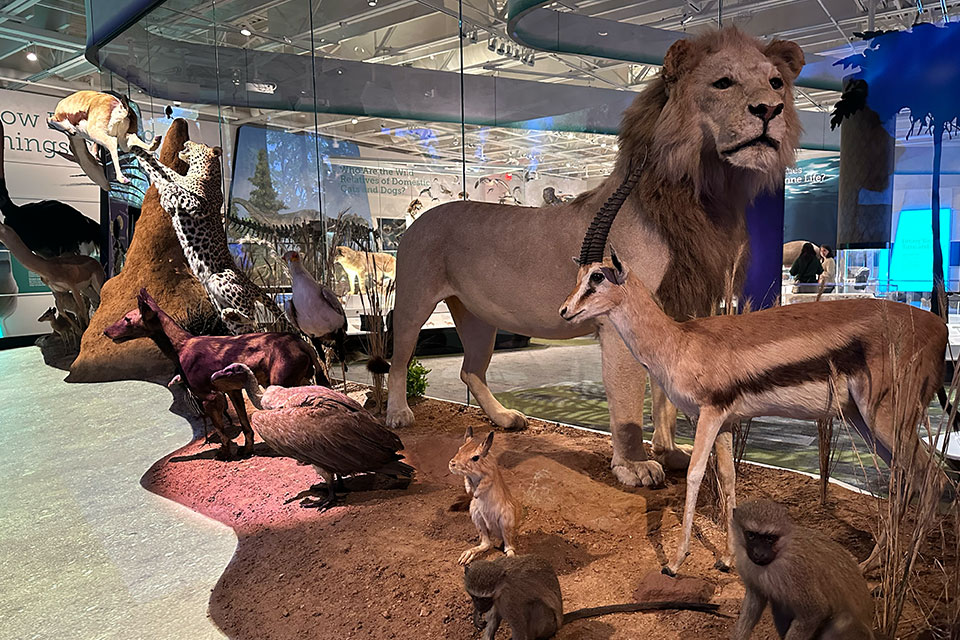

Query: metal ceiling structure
[{"left": 2, "top": 0, "right": 958, "bottom": 177}]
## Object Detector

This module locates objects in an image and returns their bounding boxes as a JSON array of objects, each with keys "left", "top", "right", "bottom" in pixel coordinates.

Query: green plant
[{"left": 407, "top": 358, "right": 430, "bottom": 398}]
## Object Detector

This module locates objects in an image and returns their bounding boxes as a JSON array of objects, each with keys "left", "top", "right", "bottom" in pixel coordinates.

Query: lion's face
[
  {"left": 689, "top": 46, "right": 797, "bottom": 173},
  {"left": 645, "top": 29, "right": 805, "bottom": 190}
]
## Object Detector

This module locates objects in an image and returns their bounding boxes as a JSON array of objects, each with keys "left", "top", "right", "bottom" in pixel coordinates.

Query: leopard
[{"left": 131, "top": 142, "right": 296, "bottom": 335}]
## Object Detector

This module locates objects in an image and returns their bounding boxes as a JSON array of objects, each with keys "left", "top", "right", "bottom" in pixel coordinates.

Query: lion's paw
[
  {"left": 386, "top": 405, "right": 415, "bottom": 429},
  {"left": 493, "top": 408, "right": 528, "bottom": 431},
  {"left": 611, "top": 458, "right": 665, "bottom": 488}
]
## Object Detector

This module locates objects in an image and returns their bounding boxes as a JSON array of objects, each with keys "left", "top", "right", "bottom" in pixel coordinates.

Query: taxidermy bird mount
[
  {"left": 210, "top": 362, "right": 414, "bottom": 510},
  {"left": 283, "top": 250, "right": 349, "bottom": 385},
  {"left": 0, "top": 122, "right": 101, "bottom": 258}
]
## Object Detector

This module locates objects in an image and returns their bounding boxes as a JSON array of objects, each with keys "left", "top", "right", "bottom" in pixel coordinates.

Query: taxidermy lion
[
  {"left": 334, "top": 245, "right": 397, "bottom": 295},
  {"left": 48, "top": 90, "right": 160, "bottom": 185},
  {"left": 387, "top": 27, "right": 804, "bottom": 488}
]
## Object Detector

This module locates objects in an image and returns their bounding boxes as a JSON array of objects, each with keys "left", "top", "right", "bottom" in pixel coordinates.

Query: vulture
[{"left": 210, "top": 362, "right": 414, "bottom": 510}]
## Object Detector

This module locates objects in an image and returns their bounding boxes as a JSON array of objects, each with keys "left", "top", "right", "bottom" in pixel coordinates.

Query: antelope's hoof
[
  {"left": 655, "top": 444, "right": 693, "bottom": 472},
  {"left": 611, "top": 458, "right": 665, "bottom": 488}
]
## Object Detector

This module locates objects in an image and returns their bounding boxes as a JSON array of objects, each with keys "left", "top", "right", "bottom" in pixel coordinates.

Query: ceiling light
[
  {"left": 351, "top": 118, "right": 359, "bottom": 124},
  {"left": 598, "top": 31, "right": 608, "bottom": 36},
  {"left": 26, "top": 51, "right": 37, "bottom": 62},
  {"left": 680, "top": 14, "right": 693, "bottom": 25},
  {"left": 368, "top": 0, "right": 377, "bottom": 6},
  {"left": 240, "top": 26, "right": 252, "bottom": 36}
]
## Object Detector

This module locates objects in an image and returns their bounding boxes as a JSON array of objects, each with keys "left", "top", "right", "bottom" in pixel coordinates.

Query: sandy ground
[{"left": 142, "top": 396, "right": 955, "bottom": 639}]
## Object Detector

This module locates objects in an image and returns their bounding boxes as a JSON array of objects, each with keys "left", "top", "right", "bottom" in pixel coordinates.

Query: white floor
[{"left": 0, "top": 347, "right": 233, "bottom": 640}]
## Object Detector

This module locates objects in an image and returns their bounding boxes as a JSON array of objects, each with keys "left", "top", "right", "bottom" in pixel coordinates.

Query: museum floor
[
  {"left": 0, "top": 346, "right": 233, "bottom": 640},
  {"left": 0, "top": 340, "right": 926, "bottom": 638}
]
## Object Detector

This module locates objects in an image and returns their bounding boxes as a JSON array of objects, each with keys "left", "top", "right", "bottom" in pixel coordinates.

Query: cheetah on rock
[{"left": 131, "top": 142, "right": 295, "bottom": 335}]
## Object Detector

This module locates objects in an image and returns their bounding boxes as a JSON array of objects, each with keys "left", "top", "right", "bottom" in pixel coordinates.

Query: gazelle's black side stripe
[{"left": 708, "top": 339, "right": 868, "bottom": 409}]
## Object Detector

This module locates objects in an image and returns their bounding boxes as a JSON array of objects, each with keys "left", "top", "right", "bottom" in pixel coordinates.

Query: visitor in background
[
  {"left": 819, "top": 244, "right": 836, "bottom": 294},
  {"left": 790, "top": 242, "right": 823, "bottom": 293}
]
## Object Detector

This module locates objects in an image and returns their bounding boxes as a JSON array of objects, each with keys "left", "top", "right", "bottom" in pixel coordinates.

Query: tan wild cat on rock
[
  {"left": 48, "top": 90, "right": 160, "bottom": 184},
  {"left": 334, "top": 245, "right": 396, "bottom": 295}
]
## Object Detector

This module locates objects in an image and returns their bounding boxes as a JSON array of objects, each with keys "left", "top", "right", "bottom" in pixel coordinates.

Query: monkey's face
[
  {"left": 742, "top": 529, "right": 780, "bottom": 566},
  {"left": 470, "top": 595, "right": 494, "bottom": 614}
]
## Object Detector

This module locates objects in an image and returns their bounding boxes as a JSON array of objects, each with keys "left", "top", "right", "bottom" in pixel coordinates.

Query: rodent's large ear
[
  {"left": 661, "top": 38, "right": 695, "bottom": 86},
  {"left": 480, "top": 431, "right": 494, "bottom": 457},
  {"left": 464, "top": 426, "right": 474, "bottom": 442},
  {"left": 764, "top": 39, "right": 805, "bottom": 81}
]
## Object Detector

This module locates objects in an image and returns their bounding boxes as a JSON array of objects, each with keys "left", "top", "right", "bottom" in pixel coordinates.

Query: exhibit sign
[{"left": 783, "top": 155, "right": 839, "bottom": 247}]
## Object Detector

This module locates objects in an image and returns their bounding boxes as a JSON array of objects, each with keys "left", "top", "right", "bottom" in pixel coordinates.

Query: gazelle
[{"left": 559, "top": 188, "right": 950, "bottom": 576}]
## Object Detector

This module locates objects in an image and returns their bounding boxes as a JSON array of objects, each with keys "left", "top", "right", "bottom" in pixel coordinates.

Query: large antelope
[{"left": 559, "top": 181, "right": 951, "bottom": 576}]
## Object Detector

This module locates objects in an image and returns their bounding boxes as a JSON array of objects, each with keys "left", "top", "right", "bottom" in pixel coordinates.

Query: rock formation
[{"left": 68, "top": 119, "right": 215, "bottom": 382}]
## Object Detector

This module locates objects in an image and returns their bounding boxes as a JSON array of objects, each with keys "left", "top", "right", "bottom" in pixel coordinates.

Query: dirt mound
[{"left": 143, "top": 397, "right": 952, "bottom": 639}]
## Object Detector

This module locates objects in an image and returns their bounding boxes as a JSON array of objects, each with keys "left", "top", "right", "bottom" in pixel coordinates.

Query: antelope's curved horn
[{"left": 578, "top": 166, "right": 641, "bottom": 265}]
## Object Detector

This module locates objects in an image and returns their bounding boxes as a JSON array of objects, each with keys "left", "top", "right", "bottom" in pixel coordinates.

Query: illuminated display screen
[{"left": 878, "top": 208, "right": 950, "bottom": 292}]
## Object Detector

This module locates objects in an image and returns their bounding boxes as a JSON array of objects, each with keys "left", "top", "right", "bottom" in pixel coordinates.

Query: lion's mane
[{"left": 586, "top": 27, "right": 803, "bottom": 319}]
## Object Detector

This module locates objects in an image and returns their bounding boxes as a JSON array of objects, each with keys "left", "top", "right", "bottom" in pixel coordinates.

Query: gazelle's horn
[{"left": 578, "top": 166, "right": 642, "bottom": 265}]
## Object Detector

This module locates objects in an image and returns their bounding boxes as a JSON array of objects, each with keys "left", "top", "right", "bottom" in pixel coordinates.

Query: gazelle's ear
[
  {"left": 609, "top": 247, "right": 628, "bottom": 284},
  {"left": 570, "top": 256, "right": 579, "bottom": 266},
  {"left": 464, "top": 426, "right": 474, "bottom": 442}
]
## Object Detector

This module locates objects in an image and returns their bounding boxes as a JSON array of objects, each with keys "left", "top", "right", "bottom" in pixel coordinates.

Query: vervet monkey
[
  {"left": 463, "top": 554, "right": 723, "bottom": 640},
  {"left": 730, "top": 500, "right": 874, "bottom": 640}
]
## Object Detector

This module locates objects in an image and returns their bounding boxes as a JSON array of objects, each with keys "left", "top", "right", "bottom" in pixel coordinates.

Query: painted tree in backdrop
[
  {"left": 248, "top": 148, "right": 286, "bottom": 215},
  {"left": 832, "top": 21, "right": 960, "bottom": 318}
]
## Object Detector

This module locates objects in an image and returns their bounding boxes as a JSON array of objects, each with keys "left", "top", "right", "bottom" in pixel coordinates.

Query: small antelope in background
[
  {"left": 38, "top": 307, "right": 76, "bottom": 344},
  {"left": 559, "top": 185, "right": 950, "bottom": 576},
  {"left": 48, "top": 90, "right": 160, "bottom": 184},
  {"left": 449, "top": 427, "right": 522, "bottom": 565}
]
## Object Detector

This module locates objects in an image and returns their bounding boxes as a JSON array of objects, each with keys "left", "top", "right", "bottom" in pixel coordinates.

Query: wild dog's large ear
[
  {"left": 662, "top": 38, "right": 696, "bottom": 86},
  {"left": 571, "top": 256, "right": 579, "bottom": 266},
  {"left": 212, "top": 146, "right": 223, "bottom": 158},
  {"left": 464, "top": 426, "right": 474, "bottom": 442},
  {"left": 764, "top": 39, "right": 805, "bottom": 81},
  {"left": 480, "top": 431, "right": 494, "bottom": 457},
  {"left": 136, "top": 288, "right": 156, "bottom": 319}
]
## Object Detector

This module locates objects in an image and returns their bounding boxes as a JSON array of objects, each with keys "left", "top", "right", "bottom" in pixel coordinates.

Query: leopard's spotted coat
[{"left": 132, "top": 143, "right": 295, "bottom": 335}]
